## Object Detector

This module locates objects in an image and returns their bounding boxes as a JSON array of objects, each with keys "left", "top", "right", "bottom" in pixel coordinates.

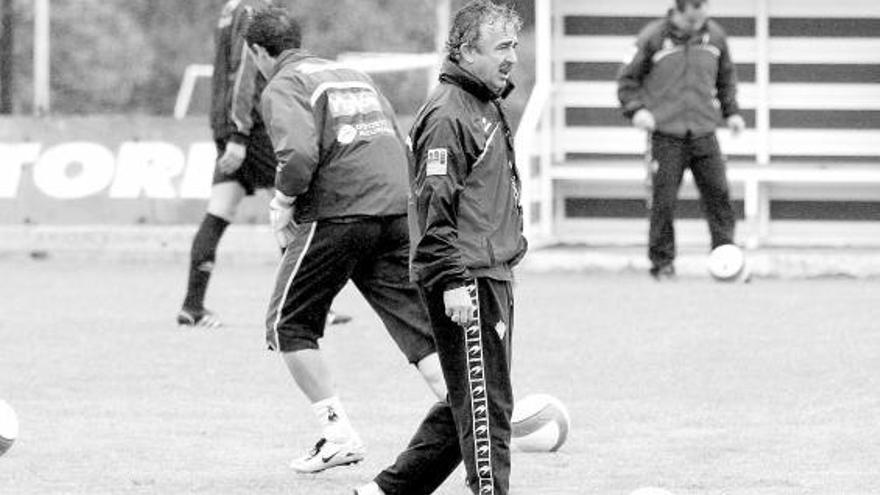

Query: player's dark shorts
[
  {"left": 212, "top": 129, "right": 276, "bottom": 195},
  {"left": 265, "top": 214, "right": 436, "bottom": 364}
]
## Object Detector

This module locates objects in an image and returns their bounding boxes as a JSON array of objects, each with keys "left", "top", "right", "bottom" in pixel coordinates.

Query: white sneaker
[
  {"left": 354, "top": 481, "right": 385, "bottom": 495},
  {"left": 289, "top": 436, "right": 365, "bottom": 473}
]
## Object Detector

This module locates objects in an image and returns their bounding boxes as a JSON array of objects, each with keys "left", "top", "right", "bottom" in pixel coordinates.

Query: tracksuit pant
[
  {"left": 264, "top": 215, "right": 435, "bottom": 364},
  {"left": 374, "top": 277, "right": 514, "bottom": 495},
  {"left": 649, "top": 131, "right": 736, "bottom": 269}
]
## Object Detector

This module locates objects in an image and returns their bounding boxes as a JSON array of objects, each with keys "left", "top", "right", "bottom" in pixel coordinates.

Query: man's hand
[
  {"left": 269, "top": 195, "right": 296, "bottom": 248},
  {"left": 726, "top": 114, "right": 746, "bottom": 136},
  {"left": 443, "top": 285, "right": 475, "bottom": 327},
  {"left": 218, "top": 141, "right": 247, "bottom": 174},
  {"left": 632, "top": 108, "right": 655, "bottom": 132}
]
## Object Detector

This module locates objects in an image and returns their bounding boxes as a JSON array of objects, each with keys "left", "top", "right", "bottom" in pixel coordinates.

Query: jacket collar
[
  {"left": 270, "top": 48, "right": 314, "bottom": 78},
  {"left": 439, "top": 59, "right": 515, "bottom": 102}
]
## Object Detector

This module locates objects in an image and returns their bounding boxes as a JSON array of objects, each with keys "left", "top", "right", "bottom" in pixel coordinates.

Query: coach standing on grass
[
  {"left": 354, "top": 1, "right": 527, "bottom": 494},
  {"left": 617, "top": 0, "right": 745, "bottom": 281}
]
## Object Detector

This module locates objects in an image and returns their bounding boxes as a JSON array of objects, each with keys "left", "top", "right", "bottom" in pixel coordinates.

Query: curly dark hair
[
  {"left": 675, "top": 0, "right": 708, "bottom": 12},
  {"left": 244, "top": 6, "right": 302, "bottom": 57},
  {"left": 446, "top": 0, "right": 522, "bottom": 63}
]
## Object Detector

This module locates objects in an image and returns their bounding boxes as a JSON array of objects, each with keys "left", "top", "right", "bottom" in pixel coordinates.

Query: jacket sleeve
[
  {"left": 617, "top": 27, "right": 655, "bottom": 119},
  {"left": 226, "top": 4, "right": 262, "bottom": 145},
  {"left": 410, "top": 114, "right": 471, "bottom": 293},
  {"left": 715, "top": 28, "right": 740, "bottom": 118},
  {"left": 261, "top": 77, "right": 320, "bottom": 199},
  {"left": 209, "top": 5, "right": 233, "bottom": 140}
]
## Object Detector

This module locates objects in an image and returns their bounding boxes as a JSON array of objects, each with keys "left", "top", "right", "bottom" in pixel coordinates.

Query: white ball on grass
[
  {"left": 0, "top": 399, "right": 19, "bottom": 457},
  {"left": 511, "top": 393, "right": 570, "bottom": 452},
  {"left": 707, "top": 243, "right": 747, "bottom": 282}
]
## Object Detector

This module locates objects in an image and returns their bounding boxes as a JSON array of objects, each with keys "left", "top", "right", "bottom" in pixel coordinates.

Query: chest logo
[
  {"left": 481, "top": 117, "right": 493, "bottom": 135},
  {"left": 336, "top": 124, "right": 357, "bottom": 144}
]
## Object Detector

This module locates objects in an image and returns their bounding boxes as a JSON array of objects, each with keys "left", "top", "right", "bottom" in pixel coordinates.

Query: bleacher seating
[{"left": 517, "top": 0, "right": 880, "bottom": 247}]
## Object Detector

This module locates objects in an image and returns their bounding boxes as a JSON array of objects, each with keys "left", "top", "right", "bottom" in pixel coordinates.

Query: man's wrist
[
  {"left": 271, "top": 191, "right": 296, "bottom": 208},
  {"left": 442, "top": 278, "right": 470, "bottom": 294}
]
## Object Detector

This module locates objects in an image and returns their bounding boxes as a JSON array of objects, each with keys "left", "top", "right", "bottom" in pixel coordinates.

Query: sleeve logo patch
[{"left": 426, "top": 148, "right": 448, "bottom": 176}]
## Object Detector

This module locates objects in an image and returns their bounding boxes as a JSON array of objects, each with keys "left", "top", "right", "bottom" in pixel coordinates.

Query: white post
[
  {"left": 753, "top": 0, "right": 771, "bottom": 245},
  {"left": 33, "top": 0, "right": 49, "bottom": 115},
  {"left": 430, "top": 0, "right": 450, "bottom": 92},
  {"left": 754, "top": 0, "right": 770, "bottom": 166},
  {"left": 535, "top": 0, "right": 554, "bottom": 239}
]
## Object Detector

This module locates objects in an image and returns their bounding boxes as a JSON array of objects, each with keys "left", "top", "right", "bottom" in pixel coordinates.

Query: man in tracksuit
[
  {"left": 245, "top": 7, "right": 446, "bottom": 474},
  {"left": 618, "top": 0, "right": 746, "bottom": 280},
  {"left": 356, "top": 2, "right": 527, "bottom": 494}
]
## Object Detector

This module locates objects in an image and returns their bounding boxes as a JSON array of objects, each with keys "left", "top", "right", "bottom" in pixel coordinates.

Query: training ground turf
[{"left": 0, "top": 257, "right": 878, "bottom": 494}]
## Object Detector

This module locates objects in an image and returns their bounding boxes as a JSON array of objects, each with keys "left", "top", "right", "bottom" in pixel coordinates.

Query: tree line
[{"left": 0, "top": 0, "right": 533, "bottom": 116}]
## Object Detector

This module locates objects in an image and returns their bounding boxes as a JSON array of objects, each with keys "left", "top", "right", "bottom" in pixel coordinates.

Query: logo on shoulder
[
  {"left": 336, "top": 124, "right": 357, "bottom": 144},
  {"left": 426, "top": 148, "right": 448, "bottom": 176}
]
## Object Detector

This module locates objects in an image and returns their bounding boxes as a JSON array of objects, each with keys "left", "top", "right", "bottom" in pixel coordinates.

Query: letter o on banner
[{"left": 33, "top": 142, "right": 115, "bottom": 199}]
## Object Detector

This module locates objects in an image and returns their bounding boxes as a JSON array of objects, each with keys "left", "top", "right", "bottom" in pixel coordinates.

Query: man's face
[
  {"left": 461, "top": 20, "right": 518, "bottom": 94},
  {"left": 250, "top": 44, "right": 276, "bottom": 79},
  {"left": 679, "top": 1, "right": 709, "bottom": 32}
]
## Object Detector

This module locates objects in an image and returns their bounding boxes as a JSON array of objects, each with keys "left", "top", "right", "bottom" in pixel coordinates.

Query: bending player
[{"left": 245, "top": 7, "right": 447, "bottom": 473}]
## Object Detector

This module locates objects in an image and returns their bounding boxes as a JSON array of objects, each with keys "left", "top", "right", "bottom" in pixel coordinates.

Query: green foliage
[
  {"left": 50, "top": 2, "right": 155, "bottom": 113},
  {"left": 4, "top": 0, "right": 533, "bottom": 116}
]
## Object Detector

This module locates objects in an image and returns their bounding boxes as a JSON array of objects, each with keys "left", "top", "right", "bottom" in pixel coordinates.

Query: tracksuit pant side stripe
[
  {"left": 463, "top": 279, "right": 494, "bottom": 494},
  {"left": 267, "top": 222, "right": 317, "bottom": 351}
]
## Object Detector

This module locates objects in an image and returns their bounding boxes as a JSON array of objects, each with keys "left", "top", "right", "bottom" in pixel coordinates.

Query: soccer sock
[
  {"left": 182, "top": 213, "right": 229, "bottom": 311},
  {"left": 312, "top": 396, "right": 358, "bottom": 440}
]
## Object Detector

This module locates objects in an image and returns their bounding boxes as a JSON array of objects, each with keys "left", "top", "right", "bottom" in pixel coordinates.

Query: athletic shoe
[
  {"left": 649, "top": 263, "right": 676, "bottom": 281},
  {"left": 353, "top": 482, "right": 385, "bottom": 495},
  {"left": 290, "top": 437, "right": 365, "bottom": 473},
  {"left": 176, "top": 308, "right": 222, "bottom": 328},
  {"left": 326, "top": 310, "right": 352, "bottom": 326}
]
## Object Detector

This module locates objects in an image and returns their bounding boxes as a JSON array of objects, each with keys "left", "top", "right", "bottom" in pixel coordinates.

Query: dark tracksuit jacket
[
  {"left": 617, "top": 11, "right": 740, "bottom": 136},
  {"left": 375, "top": 61, "right": 527, "bottom": 495},
  {"left": 260, "top": 50, "right": 409, "bottom": 223},
  {"left": 617, "top": 12, "right": 740, "bottom": 265},
  {"left": 209, "top": 0, "right": 275, "bottom": 184}
]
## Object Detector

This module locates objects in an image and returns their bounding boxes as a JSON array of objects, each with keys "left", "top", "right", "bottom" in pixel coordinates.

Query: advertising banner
[{"left": 0, "top": 116, "right": 268, "bottom": 225}]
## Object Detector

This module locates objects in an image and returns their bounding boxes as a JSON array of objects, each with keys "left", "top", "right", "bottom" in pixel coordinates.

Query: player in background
[
  {"left": 244, "top": 7, "right": 447, "bottom": 474},
  {"left": 356, "top": 2, "right": 527, "bottom": 494},
  {"left": 617, "top": 0, "right": 745, "bottom": 281},
  {"left": 177, "top": 0, "right": 349, "bottom": 328}
]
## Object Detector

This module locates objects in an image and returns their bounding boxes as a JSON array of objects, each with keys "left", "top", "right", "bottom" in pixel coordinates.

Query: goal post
[{"left": 173, "top": 52, "right": 441, "bottom": 120}]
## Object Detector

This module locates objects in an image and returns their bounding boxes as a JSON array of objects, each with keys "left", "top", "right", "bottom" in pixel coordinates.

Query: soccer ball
[
  {"left": 0, "top": 399, "right": 18, "bottom": 457},
  {"left": 707, "top": 243, "right": 746, "bottom": 282},
  {"left": 630, "top": 488, "right": 675, "bottom": 495},
  {"left": 511, "top": 394, "right": 570, "bottom": 452}
]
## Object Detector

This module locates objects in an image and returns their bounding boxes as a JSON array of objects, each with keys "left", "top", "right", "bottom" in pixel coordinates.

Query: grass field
[{"left": 1, "top": 256, "right": 879, "bottom": 494}]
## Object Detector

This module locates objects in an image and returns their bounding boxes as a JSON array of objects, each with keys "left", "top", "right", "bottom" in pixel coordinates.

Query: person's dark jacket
[
  {"left": 408, "top": 60, "right": 528, "bottom": 293},
  {"left": 260, "top": 50, "right": 410, "bottom": 223},
  {"left": 617, "top": 10, "right": 740, "bottom": 137},
  {"left": 210, "top": 0, "right": 273, "bottom": 146}
]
